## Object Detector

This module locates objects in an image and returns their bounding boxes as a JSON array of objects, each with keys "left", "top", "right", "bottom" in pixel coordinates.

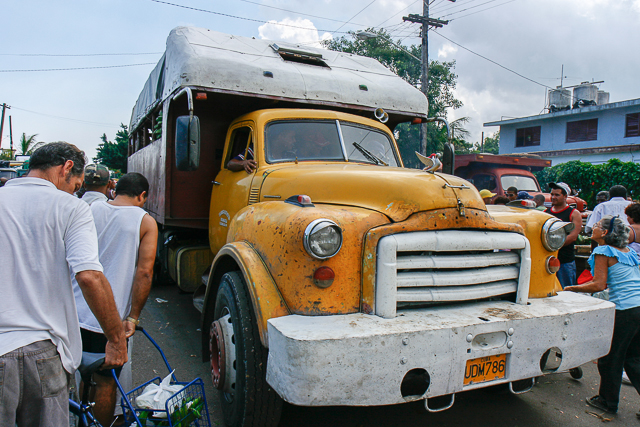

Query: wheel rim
[{"left": 210, "top": 312, "right": 237, "bottom": 396}]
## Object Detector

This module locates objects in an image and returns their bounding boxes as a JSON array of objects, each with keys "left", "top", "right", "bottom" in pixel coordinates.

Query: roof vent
[{"left": 270, "top": 44, "right": 329, "bottom": 68}]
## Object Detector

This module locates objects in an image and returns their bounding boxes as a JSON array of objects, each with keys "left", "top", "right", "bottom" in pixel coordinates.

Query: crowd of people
[
  {"left": 480, "top": 180, "right": 640, "bottom": 417},
  {"left": 0, "top": 142, "right": 157, "bottom": 426}
]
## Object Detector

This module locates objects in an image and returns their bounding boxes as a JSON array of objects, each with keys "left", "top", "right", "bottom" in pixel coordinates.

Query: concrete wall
[{"left": 497, "top": 102, "right": 640, "bottom": 163}]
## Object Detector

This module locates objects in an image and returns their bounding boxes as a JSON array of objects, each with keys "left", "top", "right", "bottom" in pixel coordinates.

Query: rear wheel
[{"left": 210, "top": 271, "right": 283, "bottom": 427}]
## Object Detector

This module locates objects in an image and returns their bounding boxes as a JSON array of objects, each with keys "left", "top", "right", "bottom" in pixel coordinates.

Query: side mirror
[
  {"left": 442, "top": 142, "right": 455, "bottom": 175},
  {"left": 175, "top": 115, "right": 200, "bottom": 171}
]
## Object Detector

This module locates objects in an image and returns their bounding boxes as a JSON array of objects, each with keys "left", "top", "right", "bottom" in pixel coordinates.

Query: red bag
[{"left": 577, "top": 269, "right": 593, "bottom": 285}]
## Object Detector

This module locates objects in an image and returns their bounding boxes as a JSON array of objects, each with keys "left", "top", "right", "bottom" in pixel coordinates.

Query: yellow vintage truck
[{"left": 129, "top": 27, "right": 615, "bottom": 427}]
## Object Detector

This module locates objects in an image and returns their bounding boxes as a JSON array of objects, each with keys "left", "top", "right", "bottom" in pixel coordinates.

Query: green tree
[
  {"left": 94, "top": 124, "right": 129, "bottom": 173},
  {"left": 323, "top": 29, "right": 467, "bottom": 168},
  {"left": 19, "top": 133, "right": 42, "bottom": 155},
  {"left": 534, "top": 158, "right": 640, "bottom": 208},
  {"left": 473, "top": 131, "right": 500, "bottom": 154}
]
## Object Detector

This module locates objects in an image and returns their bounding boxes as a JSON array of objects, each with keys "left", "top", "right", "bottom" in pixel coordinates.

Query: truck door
[{"left": 209, "top": 123, "right": 257, "bottom": 254}]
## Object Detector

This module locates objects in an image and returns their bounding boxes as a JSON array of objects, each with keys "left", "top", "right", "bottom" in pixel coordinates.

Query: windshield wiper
[{"left": 352, "top": 142, "right": 388, "bottom": 166}]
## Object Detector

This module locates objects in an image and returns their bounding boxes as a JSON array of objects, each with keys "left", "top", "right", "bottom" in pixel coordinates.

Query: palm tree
[{"left": 19, "top": 133, "right": 42, "bottom": 155}]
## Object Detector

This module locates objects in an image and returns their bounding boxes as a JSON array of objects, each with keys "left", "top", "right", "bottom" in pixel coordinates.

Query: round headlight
[
  {"left": 304, "top": 219, "right": 343, "bottom": 259},
  {"left": 541, "top": 219, "right": 568, "bottom": 252}
]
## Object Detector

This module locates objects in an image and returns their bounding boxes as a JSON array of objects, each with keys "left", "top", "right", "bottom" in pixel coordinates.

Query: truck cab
[
  {"left": 455, "top": 153, "right": 588, "bottom": 211},
  {"left": 129, "top": 27, "right": 614, "bottom": 427}
]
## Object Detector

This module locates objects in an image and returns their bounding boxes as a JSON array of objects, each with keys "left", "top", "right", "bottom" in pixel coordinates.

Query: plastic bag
[{"left": 135, "top": 370, "right": 184, "bottom": 417}]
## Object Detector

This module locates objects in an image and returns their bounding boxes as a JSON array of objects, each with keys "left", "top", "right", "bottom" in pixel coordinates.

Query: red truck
[{"left": 454, "top": 153, "right": 588, "bottom": 212}]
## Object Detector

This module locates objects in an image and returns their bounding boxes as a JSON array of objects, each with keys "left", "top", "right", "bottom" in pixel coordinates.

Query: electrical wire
[
  {"left": 148, "top": 0, "right": 350, "bottom": 34},
  {"left": 375, "top": 0, "right": 421, "bottom": 28},
  {"left": 436, "top": 0, "right": 504, "bottom": 18},
  {"left": 447, "top": 0, "right": 517, "bottom": 20},
  {"left": 430, "top": 0, "right": 479, "bottom": 14},
  {"left": 10, "top": 106, "right": 120, "bottom": 127},
  {"left": 431, "top": 30, "right": 551, "bottom": 89},
  {"left": 0, "top": 63, "right": 156, "bottom": 73},
  {"left": 331, "top": 0, "right": 378, "bottom": 35},
  {"left": 236, "top": 0, "right": 367, "bottom": 26}
]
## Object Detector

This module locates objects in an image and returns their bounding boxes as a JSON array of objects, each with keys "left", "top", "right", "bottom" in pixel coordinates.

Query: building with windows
[{"left": 484, "top": 97, "right": 640, "bottom": 165}]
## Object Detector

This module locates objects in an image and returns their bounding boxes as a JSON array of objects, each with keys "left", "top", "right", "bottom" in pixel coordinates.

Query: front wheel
[{"left": 210, "top": 272, "right": 283, "bottom": 427}]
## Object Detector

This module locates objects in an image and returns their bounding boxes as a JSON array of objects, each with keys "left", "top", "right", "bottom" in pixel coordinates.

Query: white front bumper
[{"left": 266, "top": 292, "right": 614, "bottom": 406}]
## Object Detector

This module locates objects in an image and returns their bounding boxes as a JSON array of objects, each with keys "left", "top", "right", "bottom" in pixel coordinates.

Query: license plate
[{"left": 464, "top": 354, "right": 506, "bottom": 385}]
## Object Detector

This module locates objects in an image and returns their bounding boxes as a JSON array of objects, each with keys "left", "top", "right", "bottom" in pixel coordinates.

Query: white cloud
[
  {"left": 258, "top": 17, "right": 332, "bottom": 48},
  {"left": 438, "top": 44, "right": 457, "bottom": 59}
]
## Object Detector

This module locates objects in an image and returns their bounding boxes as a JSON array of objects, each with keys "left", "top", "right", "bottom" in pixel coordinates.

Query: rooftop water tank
[
  {"left": 549, "top": 88, "right": 571, "bottom": 111},
  {"left": 573, "top": 83, "right": 598, "bottom": 108},
  {"left": 597, "top": 90, "right": 610, "bottom": 105}
]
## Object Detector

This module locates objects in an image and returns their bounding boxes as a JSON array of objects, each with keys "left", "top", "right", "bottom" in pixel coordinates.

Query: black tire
[
  {"left": 569, "top": 367, "right": 583, "bottom": 380},
  {"left": 213, "top": 271, "right": 283, "bottom": 427}
]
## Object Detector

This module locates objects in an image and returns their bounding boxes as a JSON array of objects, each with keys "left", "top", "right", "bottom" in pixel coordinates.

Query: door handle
[{"left": 213, "top": 181, "right": 222, "bottom": 185}]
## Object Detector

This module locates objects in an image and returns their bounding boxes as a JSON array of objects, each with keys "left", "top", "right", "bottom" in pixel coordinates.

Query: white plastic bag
[{"left": 135, "top": 370, "right": 184, "bottom": 418}]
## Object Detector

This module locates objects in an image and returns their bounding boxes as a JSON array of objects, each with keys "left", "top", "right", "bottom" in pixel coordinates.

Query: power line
[
  {"left": 236, "top": 0, "right": 367, "bottom": 26},
  {"left": 375, "top": 0, "right": 421, "bottom": 28},
  {"left": 11, "top": 106, "right": 120, "bottom": 127},
  {"left": 448, "top": 0, "right": 517, "bottom": 20},
  {"left": 431, "top": 0, "right": 479, "bottom": 14},
  {"left": 0, "top": 52, "right": 162, "bottom": 57},
  {"left": 0, "top": 63, "right": 156, "bottom": 73},
  {"left": 431, "top": 30, "right": 550, "bottom": 89},
  {"left": 331, "top": 0, "right": 378, "bottom": 35},
  {"left": 149, "top": 0, "right": 350, "bottom": 34},
  {"left": 437, "top": 0, "right": 504, "bottom": 18}
]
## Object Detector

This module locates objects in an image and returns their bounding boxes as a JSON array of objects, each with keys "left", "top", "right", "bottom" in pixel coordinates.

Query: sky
[{"left": 2, "top": 0, "right": 640, "bottom": 160}]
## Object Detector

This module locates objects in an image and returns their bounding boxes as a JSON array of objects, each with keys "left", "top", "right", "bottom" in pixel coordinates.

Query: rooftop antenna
[{"left": 560, "top": 64, "right": 564, "bottom": 88}]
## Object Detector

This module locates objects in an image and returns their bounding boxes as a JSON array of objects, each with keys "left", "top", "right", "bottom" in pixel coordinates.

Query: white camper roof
[{"left": 131, "top": 26, "right": 428, "bottom": 131}]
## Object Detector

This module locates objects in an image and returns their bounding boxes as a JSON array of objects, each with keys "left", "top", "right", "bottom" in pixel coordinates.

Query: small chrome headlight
[
  {"left": 304, "top": 219, "right": 343, "bottom": 259},
  {"left": 541, "top": 218, "right": 569, "bottom": 252}
]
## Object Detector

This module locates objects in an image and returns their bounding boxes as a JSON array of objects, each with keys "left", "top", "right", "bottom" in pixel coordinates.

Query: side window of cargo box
[{"left": 225, "top": 127, "right": 252, "bottom": 168}]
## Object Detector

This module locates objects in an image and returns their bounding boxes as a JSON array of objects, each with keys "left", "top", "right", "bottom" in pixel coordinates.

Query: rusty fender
[
  {"left": 203, "top": 242, "right": 290, "bottom": 349},
  {"left": 228, "top": 201, "right": 389, "bottom": 317}
]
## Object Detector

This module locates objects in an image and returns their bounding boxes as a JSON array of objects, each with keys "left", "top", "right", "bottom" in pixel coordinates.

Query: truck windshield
[
  {"left": 501, "top": 175, "right": 539, "bottom": 192},
  {"left": 265, "top": 120, "right": 398, "bottom": 166}
]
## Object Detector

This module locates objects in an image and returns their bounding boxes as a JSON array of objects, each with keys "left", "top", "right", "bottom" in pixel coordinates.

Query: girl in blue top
[{"left": 565, "top": 215, "right": 640, "bottom": 415}]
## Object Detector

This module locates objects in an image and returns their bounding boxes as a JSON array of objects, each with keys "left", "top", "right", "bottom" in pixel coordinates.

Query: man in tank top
[
  {"left": 545, "top": 182, "right": 583, "bottom": 289},
  {"left": 72, "top": 172, "right": 158, "bottom": 426}
]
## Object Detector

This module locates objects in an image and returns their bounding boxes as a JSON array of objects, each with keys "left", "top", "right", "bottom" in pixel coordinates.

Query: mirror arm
[{"left": 173, "top": 87, "right": 194, "bottom": 121}]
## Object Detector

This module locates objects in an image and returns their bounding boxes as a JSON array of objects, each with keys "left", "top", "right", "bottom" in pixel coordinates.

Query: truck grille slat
[
  {"left": 375, "top": 230, "right": 531, "bottom": 318},
  {"left": 397, "top": 280, "right": 518, "bottom": 302},
  {"left": 397, "top": 265, "right": 519, "bottom": 287},
  {"left": 397, "top": 252, "right": 520, "bottom": 270}
]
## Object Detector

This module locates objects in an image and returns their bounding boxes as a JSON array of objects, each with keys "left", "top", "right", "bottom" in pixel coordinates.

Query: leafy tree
[
  {"left": 472, "top": 131, "right": 500, "bottom": 154},
  {"left": 534, "top": 158, "right": 640, "bottom": 208},
  {"left": 94, "top": 124, "right": 129, "bottom": 173},
  {"left": 323, "top": 29, "right": 467, "bottom": 168},
  {"left": 19, "top": 133, "right": 42, "bottom": 155},
  {"left": 0, "top": 149, "right": 13, "bottom": 160}
]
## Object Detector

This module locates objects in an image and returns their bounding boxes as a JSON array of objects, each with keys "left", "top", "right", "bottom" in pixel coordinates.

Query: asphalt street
[{"left": 132, "top": 282, "right": 640, "bottom": 426}]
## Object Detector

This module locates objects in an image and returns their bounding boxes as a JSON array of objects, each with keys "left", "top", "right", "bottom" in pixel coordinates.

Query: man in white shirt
[
  {"left": 0, "top": 142, "right": 127, "bottom": 426},
  {"left": 586, "top": 185, "right": 633, "bottom": 234},
  {"left": 73, "top": 172, "right": 158, "bottom": 426},
  {"left": 81, "top": 163, "right": 114, "bottom": 205}
]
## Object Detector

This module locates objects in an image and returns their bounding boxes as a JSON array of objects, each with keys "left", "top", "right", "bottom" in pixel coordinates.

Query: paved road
[{"left": 133, "top": 282, "right": 640, "bottom": 426}]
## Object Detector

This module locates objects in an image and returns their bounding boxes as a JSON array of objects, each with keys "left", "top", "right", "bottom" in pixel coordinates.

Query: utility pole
[
  {"left": 9, "top": 116, "right": 14, "bottom": 158},
  {"left": 0, "top": 103, "right": 10, "bottom": 150},
  {"left": 404, "top": 2, "right": 453, "bottom": 156}
]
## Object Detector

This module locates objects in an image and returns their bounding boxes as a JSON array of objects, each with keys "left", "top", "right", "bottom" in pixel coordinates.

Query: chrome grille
[{"left": 375, "top": 230, "right": 531, "bottom": 318}]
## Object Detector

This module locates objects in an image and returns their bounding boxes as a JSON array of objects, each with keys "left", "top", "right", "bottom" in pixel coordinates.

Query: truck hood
[{"left": 258, "top": 163, "right": 486, "bottom": 222}]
